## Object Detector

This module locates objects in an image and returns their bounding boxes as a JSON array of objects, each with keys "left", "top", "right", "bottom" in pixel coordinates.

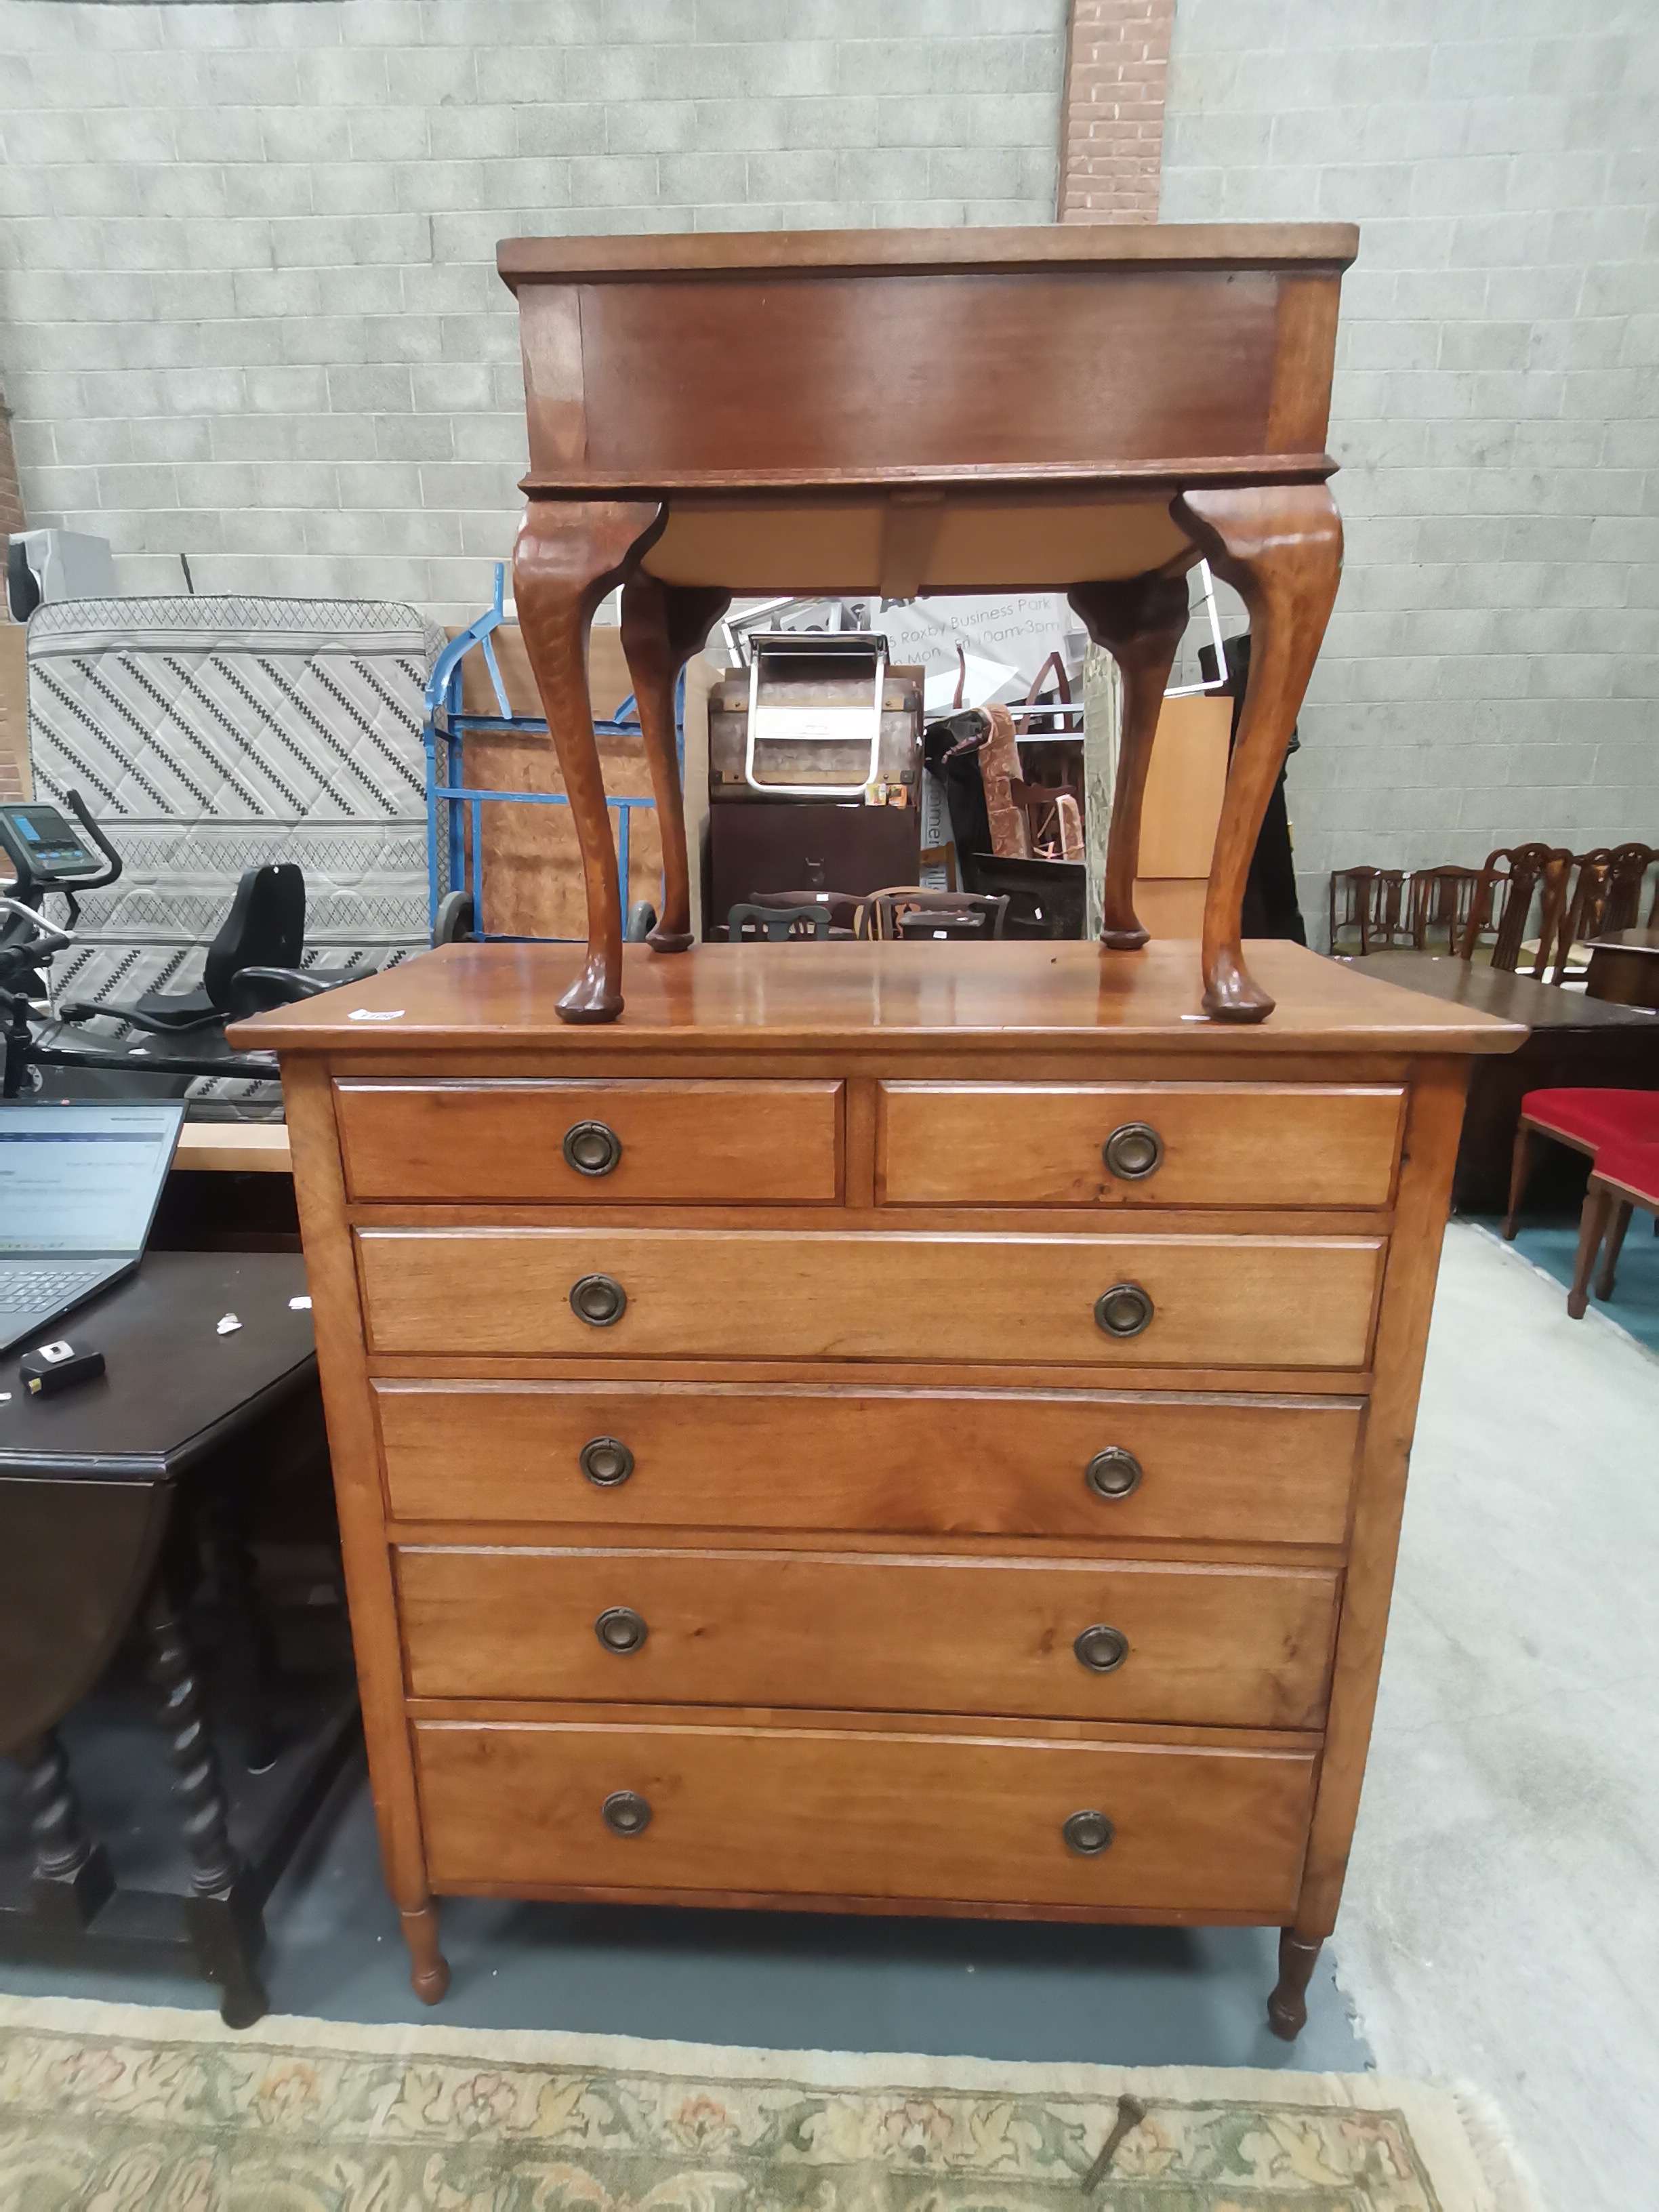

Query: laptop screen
[{"left": 0, "top": 1103, "right": 185, "bottom": 1255}]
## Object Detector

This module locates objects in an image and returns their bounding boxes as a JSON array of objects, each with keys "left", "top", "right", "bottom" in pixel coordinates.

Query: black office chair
[{"left": 62, "top": 863, "right": 368, "bottom": 1033}]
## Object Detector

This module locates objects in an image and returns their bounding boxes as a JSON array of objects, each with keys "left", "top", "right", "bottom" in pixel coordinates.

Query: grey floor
[{"left": 1329, "top": 1221, "right": 1659, "bottom": 2212}]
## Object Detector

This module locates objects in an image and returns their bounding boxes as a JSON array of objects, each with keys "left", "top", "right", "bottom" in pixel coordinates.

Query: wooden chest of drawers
[{"left": 241, "top": 938, "right": 1520, "bottom": 2033}]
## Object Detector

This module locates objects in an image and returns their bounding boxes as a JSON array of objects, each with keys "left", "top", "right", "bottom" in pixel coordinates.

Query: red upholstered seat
[
  {"left": 1593, "top": 1141, "right": 1659, "bottom": 1206},
  {"left": 1520, "top": 1088, "right": 1659, "bottom": 1151}
]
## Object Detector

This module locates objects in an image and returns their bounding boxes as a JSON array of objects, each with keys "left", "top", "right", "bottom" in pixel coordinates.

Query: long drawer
[
  {"left": 397, "top": 1545, "right": 1340, "bottom": 1728},
  {"left": 373, "top": 1381, "right": 1362, "bottom": 1545},
  {"left": 414, "top": 1714, "right": 1317, "bottom": 1914},
  {"left": 878, "top": 1082, "right": 1404, "bottom": 1208},
  {"left": 356, "top": 1229, "right": 1385, "bottom": 1369},
  {"left": 335, "top": 1079, "right": 843, "bottom": 1204}
]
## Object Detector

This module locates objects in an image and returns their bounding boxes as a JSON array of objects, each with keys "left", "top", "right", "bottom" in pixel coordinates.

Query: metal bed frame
[{"left": 422, "top": 563, "right": 682, "bottom": 941}]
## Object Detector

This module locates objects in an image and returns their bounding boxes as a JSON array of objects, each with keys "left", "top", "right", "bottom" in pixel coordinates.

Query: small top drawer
[
  {"left": 877, "top": 1083, "right": 1404, "bottom": 1208},
  {"left": 334, "top": 1079, "right": 842, "bottom": 1204}
]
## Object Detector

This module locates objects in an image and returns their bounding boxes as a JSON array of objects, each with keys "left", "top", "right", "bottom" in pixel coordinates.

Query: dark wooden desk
[
  {"left": 1341, "top": 952, "right": 1659, "bottom": 1210},
  {"left": 1585, "top": 928, "right": 1659, "bottom": 1011},
  {"left": 496, "top": 224, "right": 1356, "bottom": 1026},
  {"left": 0, "top": 1252, "right": 356, "bottom": 2025}
]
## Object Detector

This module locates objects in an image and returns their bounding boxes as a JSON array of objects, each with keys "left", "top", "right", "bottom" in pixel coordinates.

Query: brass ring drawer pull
[
  {"left": 563, "top": 1120, "right": 622, "bottom": 1176},
  {"left": 1073, "top": 1623, "right": 1129, "bottom": 1673},
  {"left": 1063, "top": 1809, "right": 1115, "bottom": 1856},
  {"left": 571, "top": 1273, "right": 628, "bottom": 1327},
  {"left": 1102, "top": 1121, "right": 1164, "bottom": 1180},
  {"left": 579, "top": 1436, "right": 635, "bottom": 1487},
  {"left": 1094, "top": 1282, "right": 1153, "bottom": 1337},
  {"left": 1084, "top": 1447, "right": 1143, "bottom": 1500},
  {"left": 595, "top": 1605, "right": 648, "bottom": 1654},
  {"left": 602, "top": 1789, "right": 651, "bottom": 1837}
]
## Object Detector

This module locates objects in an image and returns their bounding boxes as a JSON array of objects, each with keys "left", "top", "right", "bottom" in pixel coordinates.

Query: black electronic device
[
  {"left": 0, "top": 793, "right": 123, "bottom": 906},
  {"left": 20, "top": 1338, "right": 107, "bottom": 1398}
]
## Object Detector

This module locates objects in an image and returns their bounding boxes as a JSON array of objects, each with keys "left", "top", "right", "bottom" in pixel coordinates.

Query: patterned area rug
[{"left": 0, "top": 1993, "right": 1542, "bottom": 2210}]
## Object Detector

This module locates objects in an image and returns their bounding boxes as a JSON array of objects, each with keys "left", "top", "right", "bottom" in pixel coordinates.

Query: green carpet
[{"left": 0, "top": 1992, "right": 1543, "bottom": 2209}]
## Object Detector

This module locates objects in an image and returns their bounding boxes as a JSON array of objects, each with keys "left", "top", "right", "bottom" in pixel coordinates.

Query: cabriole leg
[
  {"left": 401, "top": 1900, "right": 451, "bottom": 2003},
  {"left": 1174, "top": 484, "right": 1343, "bottom": 1022},
  {"left": 512, "top": 497, "right": 667, "bottom": 1023},
  {"left": 620, "top": 575, "right": 731, "bottom": 954},
  {"left": 1067, "top": 571, "right": 1193, "bottom": 950},
  {"left": 1267, "top": 1927, "right": 1323, "bottom": 2041}
]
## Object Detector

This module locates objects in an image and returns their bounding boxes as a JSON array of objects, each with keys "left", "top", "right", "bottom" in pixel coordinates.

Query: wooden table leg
[
  {"left": 1174, "top": 484, "right": 1343, "bottom": 1022},
  {"left": 1068, "top": 570, "right": 1193, "bottom": 950},
  {"left": 512, "top": 497, "right": 666, "bottom": 1023},
  {"left": 18, "top": 1727, "right": 114, "bottom": 1931},
  {"left": 145, "top": 1580, "right": 267, "bottom": 2028},
  {"left": 620, "top": 575, "right": 731, "bottom": 953}
]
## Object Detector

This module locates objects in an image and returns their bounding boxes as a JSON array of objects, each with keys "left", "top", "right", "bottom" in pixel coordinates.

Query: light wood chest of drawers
[{"left": 243, "top": 937, "right": 1520, "bottom": 2032}]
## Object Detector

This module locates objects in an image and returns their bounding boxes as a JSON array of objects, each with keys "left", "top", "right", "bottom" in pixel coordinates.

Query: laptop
[{"left": 0, "top": 1101, "right": 185, "bottom": 1354}]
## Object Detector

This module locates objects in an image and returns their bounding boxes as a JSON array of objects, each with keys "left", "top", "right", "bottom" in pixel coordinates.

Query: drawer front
[
  {"left": 357, "top": 1228, "right": 1385, "bottom": 1369},
  {"left": 398, "top": 1546, "right": 1339, "bottom": 1728},
  {"left": 415, "top": 1715, "right": 1315, "bottom": 1914},
  {"left": 374, "top": 1382, "right": 1361, "bottom": 1546},
  {"left": 878, "top": 1083, "right": 1405, "bottom": 1208},
  {"left": 335, "top": 1079, "right": 842, "bottom": 1204}
]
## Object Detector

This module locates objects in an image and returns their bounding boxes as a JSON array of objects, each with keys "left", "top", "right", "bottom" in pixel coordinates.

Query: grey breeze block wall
[
  {"left": 0, "top": 0, "right": 1066, "bottom": 624},
  {"left": 1162, "top": 0, "right": 1659, "bottom": 930}
]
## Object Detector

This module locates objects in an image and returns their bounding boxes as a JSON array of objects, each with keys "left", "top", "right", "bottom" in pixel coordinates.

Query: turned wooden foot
[
  {"left": 1267, "top": 1928, "right": 1323, "bottom": 2040},
  {"left": 1173, "top": 484, "right": 1344, "bottom": 1023},
  {"left": 401, "top": 1902, "right": 450, "bottom": 2003},
  {"left": 512, "top": 496, "right": 668, "bottom": 1025},
  {"left": 1068, "top": 569, "right": 1193, "bottom": 953}
]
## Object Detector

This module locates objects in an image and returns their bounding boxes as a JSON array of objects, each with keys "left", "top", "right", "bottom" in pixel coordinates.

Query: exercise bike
[{"left": 0, "top": 793, "right": 317, "bottom": 1101}]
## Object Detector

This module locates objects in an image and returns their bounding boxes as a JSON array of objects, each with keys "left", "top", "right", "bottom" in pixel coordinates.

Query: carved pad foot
[
  {"left": 647, "top": 926, "right": 697, "bottom": 955},
  {"left": 1099, "top": 925, "right": 1150, "bottom": 953}
]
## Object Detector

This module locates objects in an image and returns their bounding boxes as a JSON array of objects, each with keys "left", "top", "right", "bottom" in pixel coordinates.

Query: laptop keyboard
[{"left": 0, "top": 1263, "right": 108, "bottom": 1313}]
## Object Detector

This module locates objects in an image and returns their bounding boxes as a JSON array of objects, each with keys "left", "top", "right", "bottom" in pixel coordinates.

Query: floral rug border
[{"left": 0, "top": 1991, "right": 1543, "bottom": 2211}]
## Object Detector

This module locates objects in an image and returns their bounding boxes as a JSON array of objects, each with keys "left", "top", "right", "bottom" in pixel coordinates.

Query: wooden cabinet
[{"left": 241, "top": 937, "right": 1521, "bottom": 2032}]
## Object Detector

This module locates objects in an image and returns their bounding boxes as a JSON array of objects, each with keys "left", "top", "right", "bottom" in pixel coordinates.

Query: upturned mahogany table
[{"left": 495, "top": 224, "right": 1357, "bottom": 1025}]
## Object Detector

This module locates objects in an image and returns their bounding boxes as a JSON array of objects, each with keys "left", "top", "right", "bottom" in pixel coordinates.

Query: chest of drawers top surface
[{"left": 236, "top": 938, "right": 1524, "bottom": 1065}]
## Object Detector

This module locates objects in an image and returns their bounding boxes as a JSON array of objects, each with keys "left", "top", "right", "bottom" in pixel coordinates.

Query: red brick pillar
[{"left": 1058, "top": 0, "right": 1174, "bottom": 222}]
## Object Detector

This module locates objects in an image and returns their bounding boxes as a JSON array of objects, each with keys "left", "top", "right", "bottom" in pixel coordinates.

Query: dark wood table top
[
  {"left": 1586, "top": 928, "right": 1659, "bottom": 956},
  {"left": 1340, "top": 951, "right": 1659, "bottom": 1031},
  {"left": 0, "top": 1250, "right": 314, "bottom": 1480}
]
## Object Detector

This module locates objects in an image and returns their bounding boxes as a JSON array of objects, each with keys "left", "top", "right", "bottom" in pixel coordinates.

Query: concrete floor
[{"left": 1331, "top": 1220, "right": 1659, "bottom": 2212}]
